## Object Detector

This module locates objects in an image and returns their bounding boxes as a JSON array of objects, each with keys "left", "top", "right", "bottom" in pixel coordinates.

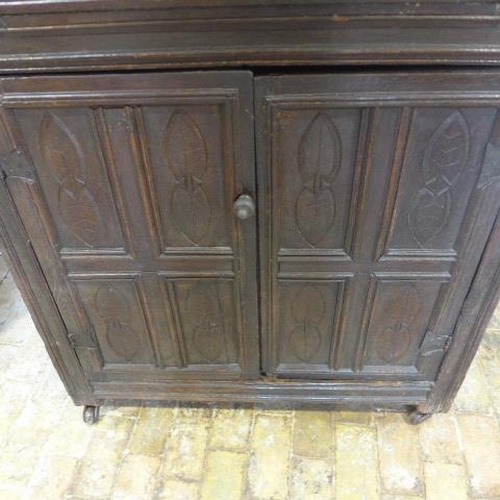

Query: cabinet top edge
[{"left": 2, "top": 1, "right": 500, "bottom": 71}]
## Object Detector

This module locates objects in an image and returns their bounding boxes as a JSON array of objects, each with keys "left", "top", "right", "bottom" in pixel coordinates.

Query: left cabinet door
[{"left": 0, "top": 72, "right": 259, "bottom": 397}]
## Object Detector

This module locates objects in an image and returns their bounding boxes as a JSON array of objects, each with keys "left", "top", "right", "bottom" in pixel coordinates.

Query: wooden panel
[
  {"left": 14, "top": 108, "right": 125, "bottom": 253},
  {"left": 275, "top": 108, "right": 361, "bottom": 253},
  {"left": 362, "top": 280, "right": 443, "bottom": 370},
  {"left": 272, "top": 280, "right": 346, "bottom": 371},
  {"left": 166, "top": 279, "right": 239, "bottom": 366},
  {"left": 256, "top": 72, "right": 500, "bottom": 384},
  {"left": 0, "top": 71, "right": 259, "bottom": 388},
  {"left": 383, "top": 107, "right": 497, "bottom": 255},
  {"left": 140, "top": 104, "right": 230, "bottom": 250},
  {"left": 74, "top": 278, "right": 155, "bottom": 366}
]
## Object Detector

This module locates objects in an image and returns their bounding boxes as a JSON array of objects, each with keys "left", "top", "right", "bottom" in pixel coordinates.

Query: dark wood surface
[
  {"left": 1, "top": 2, "right": 500, "bottom": 418},
  {"left": 2, "top": 0, "right": 500, "bottom": 71}
]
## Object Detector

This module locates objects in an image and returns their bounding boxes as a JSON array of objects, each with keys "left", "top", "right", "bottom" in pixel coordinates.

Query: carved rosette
[
  {"left": 40, "top": 112, "right": 101, "bottom": 248},
  {"left": 95, "top": 285, "right": 139, "bottom": 362},
  {"left": 184, "top": 282, "right": 226, "bottom": 363},
  {"left": 295, "top": 113, "right": 341, "bottom": 247},
  {"left": 289, "top": 285, "right": 324, "bottom": 362},
  {"left": 375, "top": 284, "right": 421, "bottom": 363},
  {"left": 408, "top": 111, "right": 470, "bottom": 247},
  {"left": 163, "top": 111, "right": 211, "bottom": 246}
]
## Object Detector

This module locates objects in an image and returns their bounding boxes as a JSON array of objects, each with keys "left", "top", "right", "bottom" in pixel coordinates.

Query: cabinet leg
[
  {"left": 83, "top": 405, "right": 100, "bottom": 425},
  {"left": 406, "top": 406, "right": 433, "bottom": 425}
]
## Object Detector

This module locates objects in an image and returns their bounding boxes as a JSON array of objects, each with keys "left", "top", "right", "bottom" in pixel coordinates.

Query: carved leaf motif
[
  {"left": 289, "top": 285, "right": 324, "bottom": 362},
  {"left": 163, "top": 111, "right": 211, "bottom": 245},
  {"left": 409, "top": 112, "right": 470, "bottom": 247},
  {"left": 95, "top": 286, "right": 139, "bottom": 362},
  {"left": 171, "top": 184, "right": 211, "bottom": 245},
  {"left": 295, "top": 113, "right": 341, "bottom": 247},
  {"left": 187, "top": 283, "right": 225, "bottom": 363},
  {"left": 423, "top": 111, "right": 470, "bottom": 188},
  {"left": 375, "top": 285, "right": 421, "bottom": 364},
  {"left": 40, "top": 112, "right": 84, "bottom": 184}
]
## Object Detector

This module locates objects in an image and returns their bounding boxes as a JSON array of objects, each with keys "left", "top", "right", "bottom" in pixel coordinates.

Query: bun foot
[
  {"left": 83, "top": 405, "right": 100, "bottom": 424},
  {"left": 406, "top": 406, "right": 433, "bottom": 425}
]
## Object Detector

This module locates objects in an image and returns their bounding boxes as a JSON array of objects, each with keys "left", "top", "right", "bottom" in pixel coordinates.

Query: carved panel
[
  {"left": 169, "top": 279, "right": 238, "bottom": 365},
  {"left": 13, "top": 108, "right": 125, "bottom": 251},
  {"left": 141, "top": 105, "right": 230, "bottom": 250},
  {"left": 74, "top": 279, "right": 155, "bottom": 365},
  {"left": 276, "top": 281, "right": 343, "bottom": 367},
  {"left": 295, "top": 113, "right": 341, "bottom": 246},
  {"left": 274, "top": 108, "right": 361, "bottom": 251},
  {"left": 363, "top": 281, "right": 443, "bottom": 368},
  {"left": 408, "top": 111, "right": 470, "bottom": 247},
  {"left": 386, "top": 107, "right": 497, "bottom": 253}
]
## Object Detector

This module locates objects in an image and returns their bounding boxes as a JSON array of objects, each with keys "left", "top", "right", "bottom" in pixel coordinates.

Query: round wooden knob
[{"left": 234, "top": 194, "right": 255, "bottom": 220}]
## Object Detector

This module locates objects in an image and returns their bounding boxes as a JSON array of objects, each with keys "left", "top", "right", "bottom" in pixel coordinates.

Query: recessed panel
[
  {"left": 386, "top": 107, "right": 496, "bottom": 253},
  {"left": 14, "top": 108, "right": 125, "bottom": 252},
  {"left": 141, "top": 105, "right": 230, "bottom": 250},
  {"left": 363, "top": 280, "right": 443, "bottom": 369},
  {"left": 75, "top": 278, "right": 155, "bottom": 365},
  {"left": 273, "top": 108, "right": 361, "bottom": 253},
  {"left": 275, "top": 281, "right": 344, "bottom": 367},
  {"left": 168, "top": 279, "right": 239, "bottom": 366}
]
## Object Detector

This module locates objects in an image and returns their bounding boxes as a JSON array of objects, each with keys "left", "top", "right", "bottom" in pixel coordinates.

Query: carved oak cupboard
[{"left": 1, "top": 1, "right": 500, "bottom": 424}]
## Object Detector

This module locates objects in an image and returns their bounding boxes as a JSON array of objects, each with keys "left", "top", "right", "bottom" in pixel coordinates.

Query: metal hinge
[{"left": 0, "top": 148, "right": 36, "bottom": 183}]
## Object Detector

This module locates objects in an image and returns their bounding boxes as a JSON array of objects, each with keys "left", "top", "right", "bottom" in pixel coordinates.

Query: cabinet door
[
  {"left": 0, "top": 72, "right": 259, "bottom": 389},
  {"left": 256, "top": 72, "right": 500, "bottom": 381}
]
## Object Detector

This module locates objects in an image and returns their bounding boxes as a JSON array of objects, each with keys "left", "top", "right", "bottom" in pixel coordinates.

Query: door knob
[{"left": 233, "top": 194, "right": 255, "bottom": 220}]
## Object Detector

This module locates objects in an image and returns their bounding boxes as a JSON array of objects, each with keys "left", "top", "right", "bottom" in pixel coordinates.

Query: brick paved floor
[{"left": 1, "top": 262, "right": 500, "bottom": 499}]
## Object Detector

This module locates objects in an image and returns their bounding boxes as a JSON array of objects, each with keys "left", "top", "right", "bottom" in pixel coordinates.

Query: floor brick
[
  {"left": 293, "top": 410, "right": 333, "bottom": 458},
  {"left": 209, "top": 407, "right": 253, "bottom": 451},
  {"left": 163, "top": 411, "right": 211, "bottom": 481},
  {"left": 335, "top": 423, "right": 379, "bottom": 499},
  {"left": 111, "top": 454, "right": 160, "bottom": 500},
  {"left": 200, "top": 450, "right": 246, "bottom": 500},
  {"left": 418, "top": 414, "right": 462, "bottom": 465},
  {"left": 457, "top": 414, "right": 500, "bottom": 497},
  {"left": 289, "top": 455, "right": 334, "bottom": 500},
  {"left": 424, "top": 462, "right": 469, "bottom": 500},
  {"left": 128, "top": 406, "right": 175, "bottom": 456},
  {"left": 377, "top": 414, "right": 423, "bottom": 496},
  {"left": 247, "top": 414, "right": 292, "bottom": 500}
]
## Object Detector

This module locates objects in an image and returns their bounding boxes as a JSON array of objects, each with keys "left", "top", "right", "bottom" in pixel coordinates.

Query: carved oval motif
[
  {"left": 40, "top": 112, "right": 101, "bottom": 247},
  {"left": 163, "top": 111, "right": 208, "bottom": 181},
  {"left": 187, "top": 283, "right": 225, "bottom": 363},
  {"left": 291, "top": 285, "right": 325, "bottom": 324},
  {"left": 375, "top": 285, "right": 421, "bottom": 364},
  {"left": 95, "top": 286, "right": 139, "bottom": 362},
  {"left": 295, "top": 187, "right": 336, "bottom": 247},
  {"left": 59, "top": 186, "right": 101, "bottom": 248},
  {"left": 289, "top": 324, "right": 322, "bottom": 363},
  {"left": 298, "top": 113, "right": 341, "bottom": 185},
  {"left": 40, "top": 112, "right": 85, "bottom": 184},
  {"left": 171, "top": 184, "right": 211, "bottom": 245},
  {"left": 409, "top": 112, "right": 470, "bottom": 247},
  {"left": 408, "top": 188, "right": 451, "bottom": 247},
  {"left": 295, "top": 113, "right": 341, "bottom": 247},
  {"left": 423, "top": 111, "right": 470, "bottom": 187},
  {"left": 163, "top": 111, "right": 211, "bottom": 245},
  {"left": 289, "top": 285, "right": 325, "bottom": 362}
]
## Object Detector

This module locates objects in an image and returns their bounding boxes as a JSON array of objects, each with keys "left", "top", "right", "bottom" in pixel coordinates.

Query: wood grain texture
[{"left": 1, "top": 19, "right": 500, "bottom": 414}]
